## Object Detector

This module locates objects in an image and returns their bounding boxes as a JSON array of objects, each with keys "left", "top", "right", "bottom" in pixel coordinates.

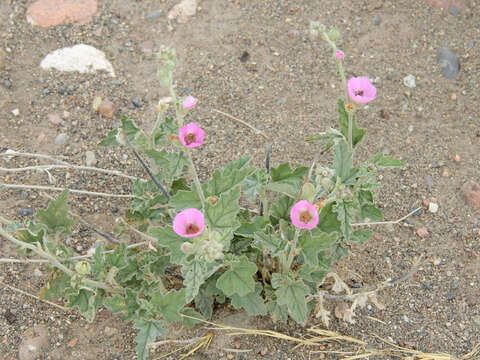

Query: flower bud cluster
[{"left": 182, "top": 231, "right": 224, "bottom": 262}]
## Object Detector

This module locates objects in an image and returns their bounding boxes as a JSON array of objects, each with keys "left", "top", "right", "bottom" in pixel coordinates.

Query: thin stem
[
  {"left": 0, "top": 164, "right": 141, "bottom": 182},
  {"left": 351, "top": 207, "right": 422, "bottom": 227},
  {"left": 284, "top": 227, "right": 301, "bottom": 273},
  {"left": 186, "top": 151, "right": 206, "bottom": 208},
  {"left": 0, "top": 258, "right": 49, "bottom": 263},
  {"left": 129, "top": 147, "right": 171, "bottom": 200},
  {"left": 0, "top": 226, "right": 119, "bottom": 292},
  {"left": 260, "top": 144, "right": 272, "bottom": 218},
  {"left": 1, "top": 281, "right": 70, "bottom": 311},
  {"left": 347, "top": 111, "right": 353, "bottom": 151},
  {"left": 0, "top": 150, "right": 70, "bottom": 165},
  {"left": 213, "top": 109, "right": 268, "bottom": 140},
  {"left": 1, "top": 183, "right": 135, "bottom": 198}
]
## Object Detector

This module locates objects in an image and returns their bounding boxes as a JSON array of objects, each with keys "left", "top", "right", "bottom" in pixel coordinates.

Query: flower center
[
  {"left": 354, "top": 90, "right": 364, "bottom": 97},
  {"left": 184, "top": 133, "right": 196, "bottom": 145},
  {"left": 185, "top": 223, "right": 199, "bottom": 235},
  {"left": 299, "top": 211, "right": 312, "bottom": 224}
]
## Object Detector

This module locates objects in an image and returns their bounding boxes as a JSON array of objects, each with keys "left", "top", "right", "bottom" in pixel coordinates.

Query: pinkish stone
[
  {"left": 462, "top": 181, "right": 480, "bottom": 211},
  {"left": 425, "top": 0, "right": 466, "bottom": 9},
  {"left": 27, "top": 0, "right": 97, "bottom": 27}
]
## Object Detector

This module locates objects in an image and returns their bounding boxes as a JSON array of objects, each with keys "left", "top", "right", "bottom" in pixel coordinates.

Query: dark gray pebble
[
  {"left": 2, "top": 79, "right": 11, "bottom": 89},
  {"left": 147, "top": 11, "right": 162, "bottom": 20},
  {"left": 18, "top": 208, "right": 34, "bottom": 216},
  {"left": 448, "top": 5, "right": 459, "bottom": 16},
  {"left": 20, "top": 191, "right": 28, "bottom": 199},
  {"left": 58, "top": 86, "right": 66, "bottom": 95},
  {"left": 132, "top": 97, "right": 143, "bottom": 108},
  {"left": 436, "top": 47, "right": 459, "bottom": 80},
  {"left": 42, "top": 88, "right": 51, "bottom": 95},
  {"left": 277, "top": 97, "right": 286, "bottom": 105}
]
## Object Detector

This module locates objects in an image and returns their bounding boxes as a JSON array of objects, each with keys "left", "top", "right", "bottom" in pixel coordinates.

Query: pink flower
[
  {"left": 173, "top": 208, "right": 205, "bottom": 238},
  {"left": 335, "top": 50, "right": 344, "bottom": 60},
  {"left": 290, "top": 200, "right": 319, "bottom": 230},
  {"left": 182, "top": 96, "right": 198, "bottom": 110},
  {"left": 347, "top": 77, "right": 377, "bottom": 104},
  {"left": 178, "top": 122, "right": 205, "bottom": 148}
]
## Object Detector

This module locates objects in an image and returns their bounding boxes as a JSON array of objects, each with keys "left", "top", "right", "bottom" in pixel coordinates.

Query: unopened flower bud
[
  {"left": 301, "top": 183, "right": 316, "bottom": 203},
  {"left": 207, "top": 196, "right": 219, "bottom": 205},
  {"left": 75, "top": 261, "right": 91, "bottom": 275},
  {"left": 328, "top": 28, "right": 340, "bottom": 42}
]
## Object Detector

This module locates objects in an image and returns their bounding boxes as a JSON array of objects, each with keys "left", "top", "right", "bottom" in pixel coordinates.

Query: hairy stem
[
  {"left": 284, "top": 227, "right": 301, "bottom": 273},
  {"left": 186, "top": 151, "right": 206, "bottom": 208}
]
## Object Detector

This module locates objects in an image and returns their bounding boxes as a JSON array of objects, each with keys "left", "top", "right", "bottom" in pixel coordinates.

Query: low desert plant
[{"left": 1, "top": 23, "right": 406, "bottom": 360}]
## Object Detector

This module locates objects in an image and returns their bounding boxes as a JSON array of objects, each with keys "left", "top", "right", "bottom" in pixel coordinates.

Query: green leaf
[
  {"left": 333, "top": 201, "right": 357, "bottom": 242},
  {"left": 149, "top": 226, "right": 185, "bottom": 263},
  {"left": 206, "top": 157, "right": 253, "bottom": 196},
  {"left": 67, "top": 289, "right": 100, "bottom": 322},
  {"left": 299, "top": 230, "right": 337, "bottom": 265},
  {"left": 104, "top": 295, "right": 127, "bottom": 315},
  {"left": 360, "top": 204, "right": 383, "bottom": 222},
  {"left": 153, "top": 116, "right": 178, "bottom": 146},
  {"left": 134, "top": 319, "right": 166, "bottom": 360},
  {"left": 369, "top": 153, "right": 405, "bottom": 168},
  {"left": 350, "top": 229, "right": 374, "bottom": 244},
  {"left": 205, "top": 186, "right": 241, "bottom": 233},
  {"left": 243, "top": 169, "right": 268, "bottom": 203},
  {"left": 235, "top": 216, "right": 269, "bottom": 237},
  {"left": 195, "top": 288, "right": 214, "bottom": 319},
  {"left": 144, "top": 149, "right": 188, "bottom": 181},
  {"left": 275, "top": 279, "right": 310, "bottom": 324},
  {"left": 182, "top": 259, "right": 222, "bottom": 303},
  {"left": 151, "top": 289, "right": 186, "bottom": 323},
  {"left": 36, "top": 190, "right": 75, "bottom": 234},
  {"left": 216, "top": 257, "right": 257, "bottom": 297},
  {"left": 181, "top": 307, "right": 205, "bottom": 327},
  {"left": 42, "top": 272, "right": 70, "bottom": 300},
  {"left": 121, "top": 115, "right": 147, "bottom": 147},
  {"left": 333, "top": 140, "right": 353, "bottom": 182},
  {"left": 169, "top": 189, "right": 202, "bottom": 211},
  {"left": 271, "top": 195, "right": 295, "bottom": 221},
  {"left": 98, "top": 128, "right": 119, "bottom": 147},
  {"left": 252, "top": 230, "right": 286, "bottom": 257},
  {"left": 317, "top": 202, "right": 341, "bottom": 233},
  {"left": 267, "top": 163, "right": 308, "bottom": 198},
  {"left": 337, "top": 99, "right": 366, "bottom": 147},
  {"left": 267, "top": 300, "right": 288, "bottom": 322},
  {"left": 358, "top": 190, "right": 374, "bottom": 205},
  {"left": 230, "top": 284, "right": 267, "bottom": 316}
]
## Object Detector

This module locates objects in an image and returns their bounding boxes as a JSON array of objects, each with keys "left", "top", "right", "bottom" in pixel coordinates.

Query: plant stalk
[
  {"left": 284, "top": 227, "right": 301, "bottom": 273},
  {"left": 186, "top": 151, "right": 206, "bottom": 208}
]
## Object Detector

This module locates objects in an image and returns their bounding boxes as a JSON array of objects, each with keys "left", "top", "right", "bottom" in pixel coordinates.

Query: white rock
[
  {"left": 85, "top": 151, "right": 97, "bottom": 167},
  {"left": 40, "top": 44, "right": 115, "bottom": 77},
  {"left": 168, "top": 0, "right": 198, "bottom": 23},
  {"left": 428, "top": 202, "right": 439, "bottom": 213},
  {"left": 11, "top": 108, "right": 19, "bottom": 116},
  {"left": 403, "top": 74, "right": 416, "bottom": 88}
]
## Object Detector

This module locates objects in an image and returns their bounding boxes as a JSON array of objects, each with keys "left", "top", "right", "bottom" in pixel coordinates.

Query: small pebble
[
  {"left": 428, "top": 202, "right": 439, "bottom": 213},
  {"left": 42, "top": 88, "right": 51, "bottom": 95},
  {"left": 48, "top": 113, "right": 62, "bottom": 125},
  {"left": 403, "top": 74, "right": 416, "bottom": 88},
  {"left": 54, "top": 133, "right": 69, "bottom": 145},
  {"left": 37, "top": 133, "right": 47, "bottom": 142},
  {"left": 11, "top": 108, "right": 19, "bottom": 116},
  {"left": 408, "top": 125, "right": 414, "bottom": 132},
  {"left": 436, "top": 47, "right": 459, "bottom": 79},
  {"left": 425, "top": 176, "right": 434, "bottom": 188},
  {"left": 124, "top": 41, "right": 132, "bottom": 47},
  {"left": 454, "top": 154, "right": 461, "bottom": 162},
  {"left": 2, "top": 79, "right": 12, "bottom": 89},
  {"left": 57, "top": 86, "right": 66, "bottom": 95},
  {"left": 451, "top": 93, "right": 457, "bottom": 100},
  {"left": 448, "top": 5, "right": 459, "bottom": 16},
  {"left": 374, "top": 16, "right": 381, "bottom": 25},
  {"left": 239, "top": 51, "right": 250, "bottom": 63},
  {"left": 85, "top": 151, "right": 97, "bottom": 167},
  {"left": 20, "top": 191, "right": 29, "bottom": 199},
  {"left": 98, "top": 99, "right": 115, "bottom": 118},
  {"left": 277, "top": 97, "right": 286, "bottom": 105},
  {"left": 33, "top": 268, "right": 43, "bottom": 277},
  {"left": 416, "top": 227, "right": 428, "bottom": 238},
  {"left": 433, "top": 258, "right": 441, "bottom": 266},
  {"left": 18, "top": 208, "right": 34, "bottom": 216},
  {"left": 147, "top": 11, "right": 162, "bottom": 20},
  {"left": 132, "top": 97, "right": 143, "bottom": 108}
]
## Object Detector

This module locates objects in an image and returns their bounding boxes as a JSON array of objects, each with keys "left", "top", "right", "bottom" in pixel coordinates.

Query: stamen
[
  {"left": 299, "top": 211, "right": 312, "bottom": 224},
  {"left": 184, "top": 133, "right": 196, "bottom": 145},
  {"left": 185, "top": 223, "right": 199, "bottom": 235},
  {"left": 354, "top": 90, "right": 364, "bottom": 97}
]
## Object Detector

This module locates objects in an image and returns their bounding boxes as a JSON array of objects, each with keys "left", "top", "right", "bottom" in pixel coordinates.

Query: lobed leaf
[{"left": 216, "top": 257, "right": 257, "bottom": 297}]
